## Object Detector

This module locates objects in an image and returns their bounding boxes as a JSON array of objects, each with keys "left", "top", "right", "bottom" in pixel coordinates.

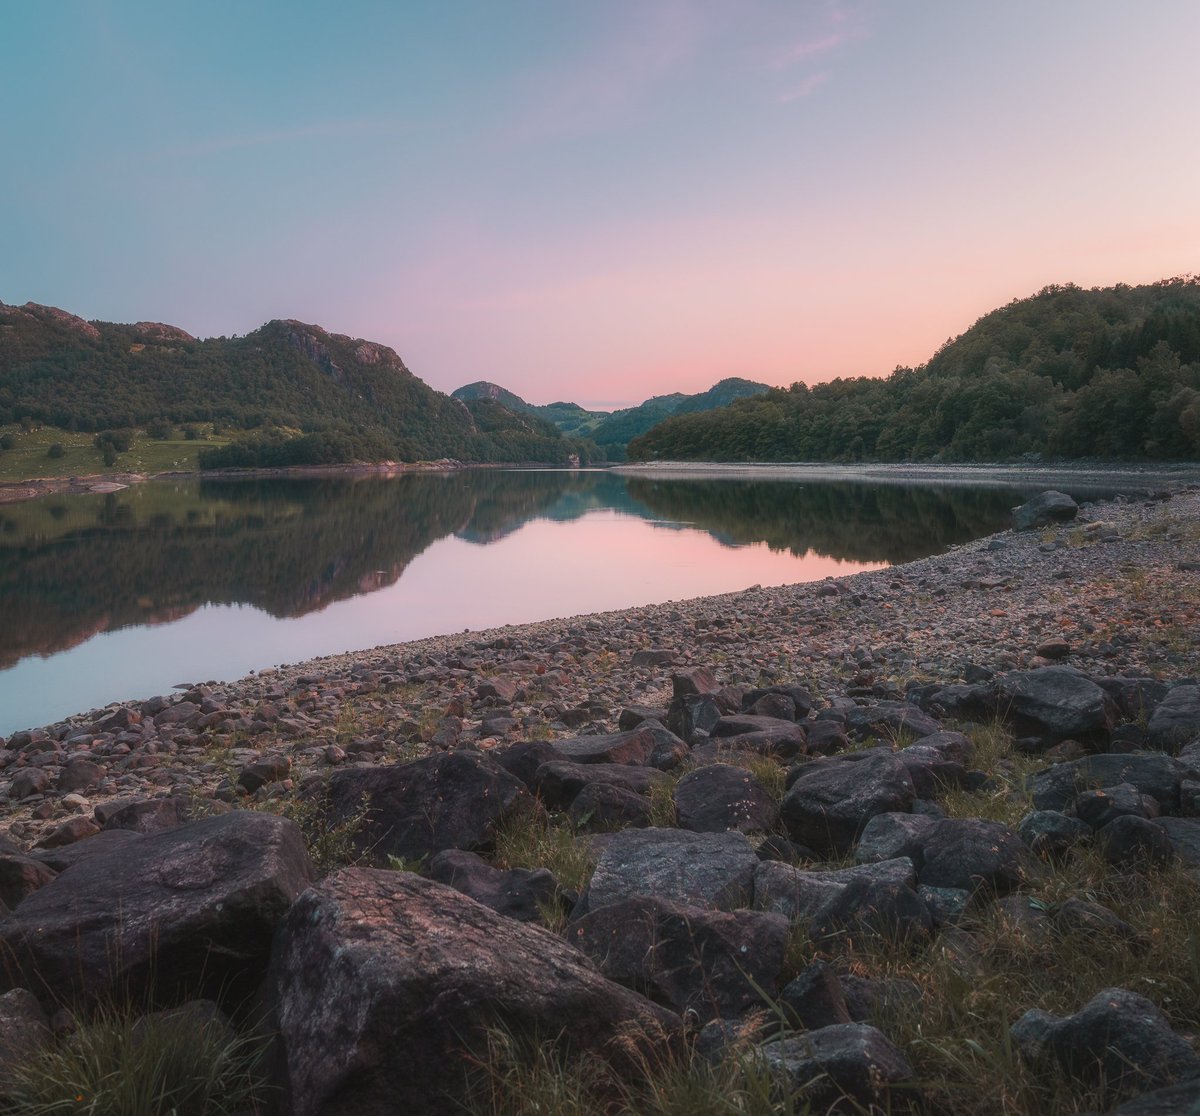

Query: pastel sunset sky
[{"left": 3, "top": 1, "right": 1198, "bottom": 409}]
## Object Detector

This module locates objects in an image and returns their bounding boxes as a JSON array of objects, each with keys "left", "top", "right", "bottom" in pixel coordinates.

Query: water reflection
[{"left": 0, "top": 469, "right": 1115, "bottom": 731}]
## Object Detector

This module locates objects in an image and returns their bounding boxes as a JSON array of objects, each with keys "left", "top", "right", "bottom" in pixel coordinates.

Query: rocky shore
[{"left": 1, "top": 485, "right": 1200, "bottom": 1113}]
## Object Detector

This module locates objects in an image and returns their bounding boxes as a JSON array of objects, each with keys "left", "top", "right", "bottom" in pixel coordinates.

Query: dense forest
[
  {"left": 0, "top": 305, "right": 593, "bottom": 466},
  {"left": 629, "top": 278, "right": 1200, "bottom": 463}
]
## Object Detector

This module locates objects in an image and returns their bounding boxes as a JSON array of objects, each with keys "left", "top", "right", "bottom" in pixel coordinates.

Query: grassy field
[{"left": 0, "top": 425, "right": 232, "bottom": 483}]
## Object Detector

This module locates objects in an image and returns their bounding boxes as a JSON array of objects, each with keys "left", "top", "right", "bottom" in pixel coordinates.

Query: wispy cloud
[
  {"left": 505, "top": 1, "right": 713, "bottom": 142},
  {"left": 768, "top": 0, "right": 869, "bottom": 101},
  {"left": 777, "top": 71, "right": 832, "bottom": 103}
]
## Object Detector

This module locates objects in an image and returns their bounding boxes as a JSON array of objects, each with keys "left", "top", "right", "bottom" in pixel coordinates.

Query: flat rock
[
  {"left": 0, "top": 811, "right": 313, "bottom": 1007},
  {"left": 577, "top": 828, "right": 758, "bottom": 917},
  {"left": 552, "top": 726, "right": 658, "bottom": 766},
  {"left": 917, "top": 818, "right": 1032, "bottom": 896},
  {"left": 531, "top": 759, "right": 668, "bottom": 809}
]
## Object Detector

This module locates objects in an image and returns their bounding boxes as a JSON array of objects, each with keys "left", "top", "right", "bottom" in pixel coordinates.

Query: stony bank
[{"left": 0, "top": 486, "right": 1199, "bottom": 1113}]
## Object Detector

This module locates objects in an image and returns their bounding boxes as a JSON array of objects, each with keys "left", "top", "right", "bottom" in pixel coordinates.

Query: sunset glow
[{"left": 2, "top": 1, "right": 1197, "bottom": 407}]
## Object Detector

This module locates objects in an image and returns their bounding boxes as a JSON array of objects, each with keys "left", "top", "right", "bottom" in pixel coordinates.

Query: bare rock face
[
  {"left": 133, "top": 321, "right": 195, "bottom": 342},
  {"left": 0, "top": 811, "right": 314, "bottom": 1008},
  {"left": 267, "top": 869, "right": 680, "bottom": 1116}
]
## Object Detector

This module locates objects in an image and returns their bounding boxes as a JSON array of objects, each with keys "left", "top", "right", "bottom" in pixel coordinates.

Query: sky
[{"left": 2, "top": 2, "right": 1198, "bottom": 410}]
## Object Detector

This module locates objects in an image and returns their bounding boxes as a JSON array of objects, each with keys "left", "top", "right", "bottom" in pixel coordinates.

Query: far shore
[{"left": 3, "top": 457, "right": 1200, "bottom": 506}]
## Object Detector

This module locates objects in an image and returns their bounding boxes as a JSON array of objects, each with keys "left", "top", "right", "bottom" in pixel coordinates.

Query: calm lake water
[{"left": 0, "top": 468, "right": 1128, "bottom": 733}]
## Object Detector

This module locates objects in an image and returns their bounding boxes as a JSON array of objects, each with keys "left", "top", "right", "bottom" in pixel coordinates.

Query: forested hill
[
  {"left": 0, "top": 303, "right": 590, "bottom": 465},
  {"left": 628, "top": 278, "right": 1200, "bottom": 463},
  {"left": 452, "top": 375, "right": 770, "bottom": 459}
]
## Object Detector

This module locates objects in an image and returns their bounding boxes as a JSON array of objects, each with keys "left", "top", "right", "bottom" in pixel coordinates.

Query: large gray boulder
[
  {"left": 322, "top": 752, "right": 527, "bottom": 863},
  {"left": 0, "top": 811, "right": 313, "bottom": 1007},
  {"left": 268, "top": 870, "right": 679, "bottom": 1116},
  {"left": 917, "top": 818, "right": 1032, "bottom": 896},
  {"left": 780, "top": 752, "right": 915, "bottom": 856},
  {"left": 1012, "top": 490, "right": 1079, "bottom": 530},
  {"left": 995, "top": 667, "right": 1116, "bottom": 745},
  {"left": 577, "top": 828, "right": 758, "bottom": 916}
]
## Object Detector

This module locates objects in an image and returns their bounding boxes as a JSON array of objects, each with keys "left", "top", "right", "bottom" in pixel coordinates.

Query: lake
[{"left": 0, "top": 467, "right": 1137, "bottom": 734}]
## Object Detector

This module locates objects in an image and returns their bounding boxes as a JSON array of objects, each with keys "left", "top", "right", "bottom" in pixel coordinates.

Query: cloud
[
  {"left": 777, "top": 71, "right": 832, "bottom": 102},
  {"left": 504, "top": 1, "right": 712, "bottom": 142}
]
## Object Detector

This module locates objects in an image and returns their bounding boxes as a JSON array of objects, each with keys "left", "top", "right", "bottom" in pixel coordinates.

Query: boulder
[
  {"left": 568, "top": 896, "right": 788, "bottom": 1018},
  {"left": 781, "top": 752, "right": 915, "bottom": 856},
  {"left": 98, "top": 795, "right": 200, "bottom": 834},
  {"left": 0, "top": 811, "right": 313, "bottom": 1007},
  {"left": 917, "top": 818, "right": 1032, "bottom": 897},
  {"left": 1073, "top": 783, "right": 1159, "bottom": 830},
  {"left": 491, "top": 741, "right": 561, "bottom": 788},
  {"left": 1153, "top": 816, "right": 1200, "bottom": 869},
  {"left": 759, "top": 1024, "right": 915, "bottom": 1109},
  {"left": 323, "top": 752, "right": 527, "bottom": 863},
  {"left": 267, "top": 870, "right": 679, "bottom": 1116},
  {"left": 1012, "top": 490, "right": 1079, "bottom": 530},
  {"left": 843, "top": 702, "right": 942, "bottom": 742},
  {"left": 427, "top": 849, "right": 561, "bottom": 923},
  {"left": 807, "top": 877, "right": 933, "bottom": 945},
  {"left": 995, "top": 667, "right": 1115, "bottom": 745},
  {"left": 1017, "top": 810, "right": 1092, "bottom": 860},
  {"left": 1029, "top": 753, "right": 1181, "bottom": 813},
  {"left": 854, "top": 811, "right": 937, "bottom": 866},
  {"left": 1098, "top": 815, "right": 1175, "bottom": 868},
  {"left": 667, "top": 693, "right": 723, "bottom": 743},
  {"left": 552, "top": 726, "right": 658, "bottom": 766},
  {"left": 779, "top": 961, "right": 852, "bottom": 1030},
  {"left": 753, "top": 857, "right": 916, "bottom": 920},
  {"left": 567, "top": 781, "right": 654, "bottom": 831},
  {"left": 26, "top": 828, "right": 142, "bottom": 872},
  {"left": 578, "top": 828, "right": 758, "bottom": 916},
  {"left": 1011, "top": 988, "right": 1200, "bottom": 1103},
  {"left": 531, "top": 760, "right": 667, "bottom": 809},
  {"left": 673, "top": 764, "right": 778, "bottom": 835},
  {"left": 1052, "top": 898, "right": 1137, "bottom": 941},
  {"left": 0, "top": 854, "right": 57, "bottom": 909},
  {"left": 1146, "top": 686, "right": 1200, "bottom": 752},
  {"left": 0, "top": 988, "right": 49, "bottom": 1088}
]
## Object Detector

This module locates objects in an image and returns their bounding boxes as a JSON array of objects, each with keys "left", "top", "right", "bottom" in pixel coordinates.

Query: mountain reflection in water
[{"left": 0, "top": 469, "right": 1114, "bottom": 732}]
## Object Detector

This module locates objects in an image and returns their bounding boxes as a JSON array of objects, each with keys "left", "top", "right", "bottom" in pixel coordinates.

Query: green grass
[
  {"left": 1, "top": 1002, "right": 268, "bottom": 1116},
  {"left": 0, "top": 424, "right": 230, "bottom": 483},
  {"left": 491, "top": 801, "right": 596, "bottom": 895}
]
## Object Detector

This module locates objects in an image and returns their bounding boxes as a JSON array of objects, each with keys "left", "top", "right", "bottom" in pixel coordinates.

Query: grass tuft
[
  {"left": 491, "top": 801, "right": 596, "bottom": 894},
  {"left": 2, "top": 1002, "right": 267, "bottom": 1116}
]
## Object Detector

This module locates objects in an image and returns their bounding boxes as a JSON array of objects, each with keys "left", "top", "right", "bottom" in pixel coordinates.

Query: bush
[
  {"left": 146, "top": 418, "right": 173, "bottom": 439},
  {"left": 47, "top": 442, "right": 65, "bottom": 458},
  {"left": 0, "top": 433, "right": 14, "bottom": 450}
]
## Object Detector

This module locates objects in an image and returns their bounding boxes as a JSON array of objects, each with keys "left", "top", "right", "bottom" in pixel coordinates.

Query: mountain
[
  {"left": 452, "top": 376, "right": 771, "bottom": 459},
  {"left": 0, "top": 304, "right": 591, "bottom": 466},
  {"left": 628, "top": 278, "right": 1200, "bottom": 464}
]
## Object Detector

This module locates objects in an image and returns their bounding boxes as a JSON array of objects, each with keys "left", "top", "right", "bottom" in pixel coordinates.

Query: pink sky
[{"left": 3, "top": 1, "right": 1199, "bottom": 409}]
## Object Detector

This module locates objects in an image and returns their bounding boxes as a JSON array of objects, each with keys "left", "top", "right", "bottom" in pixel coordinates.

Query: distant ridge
[{"left": 452, "top": 376, "right": 770, "bottom": 458}]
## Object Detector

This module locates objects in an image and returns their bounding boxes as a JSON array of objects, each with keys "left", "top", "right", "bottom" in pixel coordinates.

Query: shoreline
[
  {"left": 3, "top": 483, "right": 1198, "bottom": 844},
  {"left": 3, "top": 458, "right": 1200, "bottom": 506}
]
